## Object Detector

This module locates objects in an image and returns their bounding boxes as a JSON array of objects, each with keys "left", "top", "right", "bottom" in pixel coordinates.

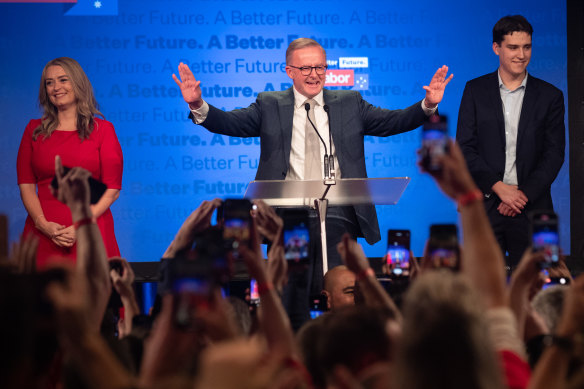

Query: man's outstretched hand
[
  {"left": 423, "top": 65, "right": 453, "bottom": 108},
  {"left": 172, "top": 62, "right": 203, "bottom": 110}
]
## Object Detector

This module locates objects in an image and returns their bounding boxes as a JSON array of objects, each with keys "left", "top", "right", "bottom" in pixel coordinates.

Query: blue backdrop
[{"left": 0, "top": 0, "right": 569, "bottom": 260}]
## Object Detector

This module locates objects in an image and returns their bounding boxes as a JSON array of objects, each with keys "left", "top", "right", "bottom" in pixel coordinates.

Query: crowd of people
[
  {"left": 2, "top": 139, "right": 583, "bottom": 389},
  {"left": 5, "top": 12, "right": 574, "bottom": 389}
]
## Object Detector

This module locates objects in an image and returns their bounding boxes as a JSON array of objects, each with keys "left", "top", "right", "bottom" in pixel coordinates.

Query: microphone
[
  {"left": 323, "top": 105, "right": 334, "bottom": 178},
  {"left": 305, "top": 103, "right": 329, "bottom": 178}
]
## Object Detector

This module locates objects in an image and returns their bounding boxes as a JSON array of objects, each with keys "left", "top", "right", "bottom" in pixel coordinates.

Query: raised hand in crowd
[
  {"left": 337, "top": 233, "right": 401, "bottom": 320},
  {"left": 162, "top": 198, "right": 222, "bottom": 259},
  {"left": 251, "top": 199, "right": 288, "bottom": 293},
  {"left": 53, "top": 155, "right": 111, "bottom": 330},
  {"left": 421, "top": 139, "right": 507, "bottom": 309},
  {"left": 508, "top": 249, "right": 547, "bottom": 340},
  {"left": 109, "top": 257, "right": 140, "bottom": 339},
  {"left": 238, "top": 216, "right": 298, "bottom": 359},
  {"left": 45, "top": 261, "right": 135, "bottom": 389},
  {"left": 252, "top": 199, "right": 284, "bottom": 244},
  {"left": 267, "top": 237, "right": 288, "bottom": 296},
  {"left": 139, "top": 294, "right": 204, "bottom": 388},
  {"left": 9, "top": 234, "right": 38, "bottom": 273}
]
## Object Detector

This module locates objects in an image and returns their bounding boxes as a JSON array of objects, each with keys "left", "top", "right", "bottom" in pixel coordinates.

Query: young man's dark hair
[{"left": 492, "top": 15, "right": 533, "bottom": 44}]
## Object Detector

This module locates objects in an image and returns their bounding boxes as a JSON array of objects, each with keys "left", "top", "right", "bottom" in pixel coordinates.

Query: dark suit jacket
[
  {"left": 193, "top": 88, "right": 428, "bottom": 244},
  {"left": 456, "top": 71, "right": 565, "bottom": 211}
]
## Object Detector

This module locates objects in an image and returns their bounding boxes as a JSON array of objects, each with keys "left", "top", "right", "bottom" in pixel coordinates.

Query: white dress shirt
[{"left": 498, "top": 71, "right": 528, "bottom": 186}]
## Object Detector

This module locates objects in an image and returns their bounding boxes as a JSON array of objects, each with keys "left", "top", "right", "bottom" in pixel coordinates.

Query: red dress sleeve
[
  {"left": 96, "top": 119, "right": 123, "bottom": 189},
  {"left": 17, "top": 119, "right": 41, "bottom": 184}
]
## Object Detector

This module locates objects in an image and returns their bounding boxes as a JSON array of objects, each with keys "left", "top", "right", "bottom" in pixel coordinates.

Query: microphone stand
[{"left": 305, "top": 103, "right": 337, "bottom": 274}]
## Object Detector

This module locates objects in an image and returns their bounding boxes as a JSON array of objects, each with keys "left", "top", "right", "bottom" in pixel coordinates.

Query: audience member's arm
[
  {"left": 337, "top": 234, "right": 401, "bottom": 321},
  {"left": 252, "top": 199, "right": 284, "bottom": 244},
  {"left": 139, "top": 294, "right": 201, "bottom": 387},
  {"left": 53, "top": 156, "right": 111, "bottom": 330},
  {"left": 424, "top": 141, "right": 507, "bottom": 308},
  {"left": 9, "top": 235, "right": 38, "bottom": 274},
  {"left": 162, "top": 198, "right": 222, "bottom": 258},
  {"left": 46, "top": 262, "right": 135, "bottom": 389},
  {"left": 239, "top": 218, "right": 297, "bottom": 358},
  {"left": 109, "top": 257, "right": 140, "bottom": 339},
  {"left": 508, "top": 250, "right": 546, "bottom": 339},
  {"left": 194, "top": 338, "right": 304, "bottom": 389},
  {"left": 528, "top": 275, "right": 584, "bottom": 389}
]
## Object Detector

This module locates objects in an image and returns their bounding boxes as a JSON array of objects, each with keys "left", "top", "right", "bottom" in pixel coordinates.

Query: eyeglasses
[{"left": 288, "top": 65, "right": 328, "bottom": 76}]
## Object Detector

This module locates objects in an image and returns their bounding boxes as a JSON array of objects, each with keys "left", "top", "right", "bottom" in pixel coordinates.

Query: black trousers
[{"left": 485, "top": 198, "right": 530, "bottom": 268}]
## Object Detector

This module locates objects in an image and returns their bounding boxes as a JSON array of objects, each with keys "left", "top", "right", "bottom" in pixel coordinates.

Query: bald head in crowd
[{"left": 322, "top": 265, "right": 356, "bottom": 311}]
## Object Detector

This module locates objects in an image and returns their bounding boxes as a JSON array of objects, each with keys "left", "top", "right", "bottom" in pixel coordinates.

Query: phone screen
[
  {"left": 249, "top": 279, "right": 260, "bottom": 305},
  {"left": 173, "top": 277, "right": 212, "bottom": 329},
  {"left": 386, "top": 230, "right": 410, "bottom": 277},
  {"left": 425, "top": 224, "right": 459, "bottom": 271},
  {"left": 421, "top": 114, "right": 449, "bottom": 172},
  {"left": 531, "top": 211, "right": 559, "bottom": 268},
  {"left": 310, "top": 294, "right": 327, "bottom": 319},
  {"left": 222, "top": 199, "right": 252, "bottom": 248},
  {"left": 283, "top": 209, "right": 310, "bottom": 270}
]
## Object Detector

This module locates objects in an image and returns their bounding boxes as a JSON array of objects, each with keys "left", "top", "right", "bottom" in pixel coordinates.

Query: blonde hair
[
  {"left": 394, "top": 272, "right": 504, "bottom": 389},
  {"left": 34, "top": 57, "right": 103, "bottom": 140}
]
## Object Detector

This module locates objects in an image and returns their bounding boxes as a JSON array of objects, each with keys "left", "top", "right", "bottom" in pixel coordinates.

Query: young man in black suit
[{"left": 456, "top": 15, "right": 565, "bottom": 267}]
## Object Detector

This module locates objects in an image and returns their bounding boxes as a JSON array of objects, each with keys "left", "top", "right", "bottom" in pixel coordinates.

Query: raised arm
[
  {"left": 337, "top": 234, "right": 401, "bottom": 321},
  {"left": 238, "top": 217, "right": 296, "bottom": 358},
  {"left": 46, "top": 262, "right": 135, "bottom": 389},
  {"left": 424, "top": 140, "right": 507, "bottom": 308},
  {"left": 109, "top": 257, "right": 140, "bottom": 339},
  {"left": 162, "top": 198, "right": 222, "bottom": 259},
  {"left": 53, "top": 155, "right": 111, "bottom": 330},
  {"left": 423, "top": 65, "right": 453, "bottom": 108},
  {"left": 173, "top": 62, "right": 204, "bottom": 110}
]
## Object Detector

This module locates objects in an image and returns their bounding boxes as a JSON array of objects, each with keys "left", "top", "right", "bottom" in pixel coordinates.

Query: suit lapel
[
  {"left": 517, "top": 75, "right": 537, "bottom": 148},
  {"left": 279, "top": 88, "right": 295, "bottom": 170},
  {"left": 487, "top": 71, "right": 506, "bottom": 148},
  {"left": 323, "top": 89, "right": 341, "bottom": 158}
]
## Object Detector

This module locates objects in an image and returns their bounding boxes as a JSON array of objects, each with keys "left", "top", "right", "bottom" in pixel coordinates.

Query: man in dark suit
[
  {"left": 456, "top": 15, "right": 565, "bottom": 267},
  {"left": 173, "top": 38, "right": 452, "bottom": 326}
]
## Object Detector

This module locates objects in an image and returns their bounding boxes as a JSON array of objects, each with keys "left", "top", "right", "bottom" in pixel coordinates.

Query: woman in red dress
[{"left": 17, "top": 57, "right": 123, "bottom": 269}]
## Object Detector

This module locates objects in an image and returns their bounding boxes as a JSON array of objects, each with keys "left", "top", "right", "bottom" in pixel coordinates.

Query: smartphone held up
[
  {"left": 424, "top": 224, "right": 460, "bottom": 271},
  {"left": 530, "top": 210, "right": 560, "bottom": 268},
  {"left": 386, "top": 229, "right": 411, "bottom": 278},
  {"left": 420, "top": 114, "right": 449, "bottom": 173}
]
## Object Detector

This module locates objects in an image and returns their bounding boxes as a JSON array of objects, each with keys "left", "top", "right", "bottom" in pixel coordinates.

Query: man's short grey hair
[
  {"left": 286, "top": 38, "right": 326, "bottom": 65},
  {"left": 532, "top": 285, "right": 567, "bottom": 333}
]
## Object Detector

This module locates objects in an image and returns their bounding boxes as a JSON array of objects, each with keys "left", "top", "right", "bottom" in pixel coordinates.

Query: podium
[{"left": 244, "top": 177, "right": 410, "bottom": 275}]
